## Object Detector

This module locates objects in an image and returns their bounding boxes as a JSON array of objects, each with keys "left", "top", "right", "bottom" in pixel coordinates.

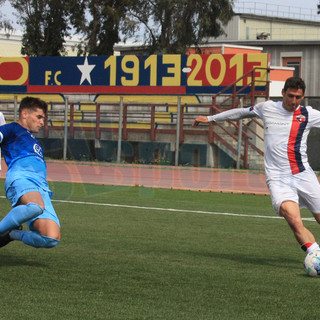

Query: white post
[
  {"left": 175, "top": 97, "right": 181, "bottom": 166},
  {"left": 236, "top": 98, "right": 243, "bottom": 169},
  {"left": 117, "top": 97, "right": 124, "bottom": 163},
  {"left": 63, "top": 97, "right": 69, "bottom": 161},
  {"left": 14, "top": 96, "right": 18, "bottom": 122}
]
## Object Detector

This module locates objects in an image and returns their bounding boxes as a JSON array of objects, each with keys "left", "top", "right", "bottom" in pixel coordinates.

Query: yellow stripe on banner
[
  {"left": 49, "top": 120, "right": 151, "bottom": 130},
  {"left": 0, "top": 94, "right": 64, "bottom": 102},
  {"left": 0, "top": 94, "right": 200, "bottom": 105},
  {"left": 95, "top": 95, "right": 200, "bottom": 105},
  {"left": 76, "top": 104, "right": 96, "bottom": 111}
]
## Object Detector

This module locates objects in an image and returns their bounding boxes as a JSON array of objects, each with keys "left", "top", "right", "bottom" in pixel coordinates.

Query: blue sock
[
  {"left": 0, "top": 203, "right": 43, "bottom": 235},
  {"left": 10, "top": 229, "right": 60, "bottom": 248}
]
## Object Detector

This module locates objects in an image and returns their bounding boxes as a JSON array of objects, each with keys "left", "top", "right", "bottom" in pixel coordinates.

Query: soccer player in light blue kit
[{"left": 0, "top": 97, "right": 60, "bottom": 248}]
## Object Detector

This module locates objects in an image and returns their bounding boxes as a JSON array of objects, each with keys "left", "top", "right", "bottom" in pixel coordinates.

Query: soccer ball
[{"left": 304, "top": 250, "right": 320, "bottom": 277}]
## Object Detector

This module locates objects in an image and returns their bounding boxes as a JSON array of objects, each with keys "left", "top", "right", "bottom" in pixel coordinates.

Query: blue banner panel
[
  {"left": 0, "top": 85, "right": 27, "bottom": 93},
  {"left": 0, "top": 54, "right": 269, "bottom": 94},
  {"left": 29, "top": 55, "right": 189, "bottom": 87}
]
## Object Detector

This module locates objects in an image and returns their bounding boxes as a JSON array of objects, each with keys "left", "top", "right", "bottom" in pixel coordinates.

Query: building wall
[
  {"left": 261, "top": 43, "right": 320, "bottom": 96},
  {"left": 217, "top": 16, "right": 241, "bottom": 41},
  {"left": 240, "top": 18, "right": 271, "bottom": 40},
  {"left": 0, "top": 29, "right": 81, "bottom": 56},
  {"left": 0, "top": 39, "right": 22, "bottom": 56},
  {"left": 240, "top": 17, "right": 320, "bottom": 41},
  {"left": 216, "top": 14, "right": 320, "bottom": 41},
  {"left": 210, "top": 12, "right": 320, "bottom": 97}
]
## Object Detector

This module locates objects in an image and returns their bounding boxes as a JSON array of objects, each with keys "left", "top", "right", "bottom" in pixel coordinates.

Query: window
[{"left": 282, "top": 57, "right": 301, "bottom": 78}]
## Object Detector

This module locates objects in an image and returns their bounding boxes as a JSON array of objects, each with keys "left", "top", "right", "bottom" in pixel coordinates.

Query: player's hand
[{"left": 192, "top": 116, "right": 209, "bottom": 127}]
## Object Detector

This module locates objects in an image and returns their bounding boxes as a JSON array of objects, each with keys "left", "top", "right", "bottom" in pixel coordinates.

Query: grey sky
[{"left": 2, "top": 0, "right": 320, "bottom": 29}]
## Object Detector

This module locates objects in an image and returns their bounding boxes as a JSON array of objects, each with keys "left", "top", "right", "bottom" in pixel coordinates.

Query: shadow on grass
[
  {"left": 0, "top": 254, "right": 46, "bottom": 267},
  {"left": 186, "top": 251, "right": 301, "bottom": 270}
]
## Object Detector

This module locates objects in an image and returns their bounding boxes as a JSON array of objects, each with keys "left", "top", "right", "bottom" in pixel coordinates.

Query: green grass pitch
[{"left": 0, "top": 180, "right": 318, "bottom": 320}]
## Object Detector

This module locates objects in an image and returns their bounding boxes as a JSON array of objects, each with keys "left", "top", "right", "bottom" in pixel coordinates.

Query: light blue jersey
[
  {"left": 0, "top": 122, "right": 50, "bottom": 194},
  {"left": 0, "top": 122, "right": 59, "bottom": 228}
]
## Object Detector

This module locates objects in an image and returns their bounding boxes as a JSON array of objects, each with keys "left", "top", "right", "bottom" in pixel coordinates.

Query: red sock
[{"left": 301, "top": 242, "right": 313, "bottom": 252}]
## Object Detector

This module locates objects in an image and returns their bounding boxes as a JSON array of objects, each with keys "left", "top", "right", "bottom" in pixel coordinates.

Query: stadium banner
[{"left": 0, "top": 53, "right": 269, "bottom": 94}]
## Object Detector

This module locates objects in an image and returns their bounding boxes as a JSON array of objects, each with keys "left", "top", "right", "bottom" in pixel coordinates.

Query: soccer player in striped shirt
[{"left": 193, "top": 77, "right": 320, "bottom": 254}]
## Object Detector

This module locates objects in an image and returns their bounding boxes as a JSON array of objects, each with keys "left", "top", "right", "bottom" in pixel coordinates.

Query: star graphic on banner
[{"left": 77, "top": 57, "right": 96, "bottom": 85}]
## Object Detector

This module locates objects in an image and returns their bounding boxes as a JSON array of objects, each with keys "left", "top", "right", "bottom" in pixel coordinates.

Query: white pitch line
[
  {"left": 0, "top": 195, "right": 315, "bottom": 222},
  {"left": 50, "top": 199, "right": 316, "bottom": 222}
]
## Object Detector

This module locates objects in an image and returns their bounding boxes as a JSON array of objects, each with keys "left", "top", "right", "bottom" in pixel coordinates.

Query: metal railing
[
  {"left": 0, "top": 68, "right": 269, "bottom": 168},
  {"left": 234, "top": 1, "right": 319, "bottom": 21}
]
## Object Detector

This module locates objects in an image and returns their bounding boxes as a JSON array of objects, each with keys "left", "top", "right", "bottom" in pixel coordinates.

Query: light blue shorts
[{"left": 6, "top": 178, "right": 60, "bottom": 231}]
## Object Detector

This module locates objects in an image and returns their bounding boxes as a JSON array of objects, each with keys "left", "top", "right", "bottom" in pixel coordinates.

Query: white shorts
[{"left": 267, "top": 167, "right": 320, "bottom": 214}]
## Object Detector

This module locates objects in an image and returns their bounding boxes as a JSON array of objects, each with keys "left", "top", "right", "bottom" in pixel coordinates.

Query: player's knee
[
  {"left": 40, "top": 235, "right": 60, "bottom": 248},
  {"left": 287, "top": 217, "right": 303, "bottom": 229},
  {"left": 314, "top": 214, "right": 320, "bottom": 224},
  {"left": 283, "top": 215, "right": 304, "bottom": 232},
  {"left": 46, "top": 229, "right": 61, "bottom": 241}
]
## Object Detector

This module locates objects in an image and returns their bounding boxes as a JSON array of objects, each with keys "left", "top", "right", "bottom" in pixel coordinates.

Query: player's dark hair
[
  {"left": 19, "top": 97, "right": 48, "bottom": 116},
  {"left": 283, "top": 77, "right": 306, "bottom": 94}
]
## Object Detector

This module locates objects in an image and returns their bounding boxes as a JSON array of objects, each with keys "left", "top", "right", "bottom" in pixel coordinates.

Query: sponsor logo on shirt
[
  {"left": 296, "top": 115, "right": 306, "bottom": 122},
  {"left": 33, "top": 144, "right": 43, "bottom": 157}
]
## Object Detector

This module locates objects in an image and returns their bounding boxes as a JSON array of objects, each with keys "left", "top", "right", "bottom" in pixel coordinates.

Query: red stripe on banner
[
  {"left": 287, "top": 108, "right": 301, "bottom": 175},
  {"left": 27, "top": 85, "right": 186, "bottom": 94},
  {"left": 0, "top": 62, "right": 23, "bottom": 80}
]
